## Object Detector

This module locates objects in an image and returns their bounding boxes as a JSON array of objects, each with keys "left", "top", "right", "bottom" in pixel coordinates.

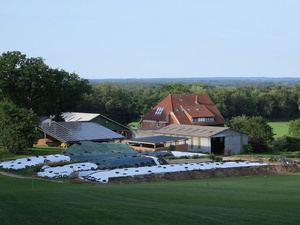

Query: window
[
  {"left": 155, "top": 107, "right": 164, "bottom": 115},
  {"left": 192, "top": 117, "right": 214, "bottom": 123}
]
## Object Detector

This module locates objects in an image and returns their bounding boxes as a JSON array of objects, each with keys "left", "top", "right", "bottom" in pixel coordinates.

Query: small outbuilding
[
  {"left": 126, "top": 136, "right": 189, "bottom": 152},
  {"left": 153, "top": 124, "right": 248, "bottom": 155}
]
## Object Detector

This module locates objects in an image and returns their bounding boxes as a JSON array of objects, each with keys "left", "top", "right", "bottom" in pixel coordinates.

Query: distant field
[
  {"left": 268, "top": 121, "right": 290, "bottom": 138},
  {"left": 0, "top": 174, "right": 299, "bottom": 225}
]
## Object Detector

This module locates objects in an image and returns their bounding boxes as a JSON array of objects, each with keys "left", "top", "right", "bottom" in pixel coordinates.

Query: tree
[
  {"left": 288, "top": 119, "right": 300, "bottom": 137},
  {"left": 0, "top": 100, "right": 40, "bottom": 153},
  {"left": 228, "top": 115, "right": 275, "bottom": 152},
  {"left": 0, "top": 51, "right": 91, "bottom": 118}
]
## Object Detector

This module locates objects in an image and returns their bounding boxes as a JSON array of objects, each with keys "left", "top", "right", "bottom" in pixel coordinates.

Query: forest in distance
[
  {"left": 89, "top": 77, "right": 300, "bottom": 88},
  {"left": 75, "top": 79, "right": 300, "bottom": 125}
]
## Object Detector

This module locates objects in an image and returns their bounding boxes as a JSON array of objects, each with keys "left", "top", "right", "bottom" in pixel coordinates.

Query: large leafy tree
[
  {"left": 228, "top": 115, "right": 274, "bottom": 144},
  {"left": 228, "top": 115, "right": 275, "bottom": 152},
  {"left": 0, "top": 51, "right": 91, "bottom": 118},
  {"left": 0, "top": 100, "right": 40, "bottom": 153}
]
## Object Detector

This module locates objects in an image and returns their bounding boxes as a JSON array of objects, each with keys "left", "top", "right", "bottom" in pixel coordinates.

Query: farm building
[
  {"left": 126, "top": 135, "right": 189, "bottom": 152},
  {"left": 153, "top": 124, "right": 248, "bottom": 155},
  {"left": 140, "top": 94, "right": 226, "bottom": 128},
  {"left": 42, "top": 112, "right": 131, "bottom": 138},
  {"left": 37, "top": 121, "right": 125, "bottom": 147}
]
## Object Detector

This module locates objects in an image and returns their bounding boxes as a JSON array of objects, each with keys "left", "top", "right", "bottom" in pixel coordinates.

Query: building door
[{"left": 211, "top": 137, "right": 225, "bottom": 155}]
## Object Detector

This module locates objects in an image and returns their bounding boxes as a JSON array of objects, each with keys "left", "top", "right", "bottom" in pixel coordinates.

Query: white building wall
[
  {"left": 155, "top": 129, "right": 248, "bottom": 155},
  {"left": 220, "top": 130, "right": 248, "bottom": 155}
]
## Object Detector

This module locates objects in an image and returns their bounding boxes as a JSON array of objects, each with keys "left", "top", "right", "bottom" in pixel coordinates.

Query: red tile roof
[{"left": 141, "top": 94, "right": 226, "bottom": 126}]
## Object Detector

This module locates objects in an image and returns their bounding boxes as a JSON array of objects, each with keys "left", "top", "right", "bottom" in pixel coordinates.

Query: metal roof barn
[{"left": 37, "top": 122, "right": 125, "bottom": 147}]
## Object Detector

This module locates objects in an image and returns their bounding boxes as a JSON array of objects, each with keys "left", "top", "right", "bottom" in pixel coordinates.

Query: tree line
[
  {"left": 75, "top": 82, "right": 300, "bottom": 124},
  {"left": 1, "top": 51, "right": 300, "bottom": 153}
]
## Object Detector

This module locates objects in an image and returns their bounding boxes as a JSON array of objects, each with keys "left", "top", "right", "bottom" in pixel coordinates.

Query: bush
[
  {"left": 249, "top": 135, "right": 268, "bottom": 153},
  {"left": 215, "top": 156, "right": 223, "bottom": 162},
  {"left": 273, "top": 136, "right": 289, "bottom": 152},
  {"left": 208, "top": 154, "right": 215, "bottom": 160},
  {"left": 190, "top": 154, "right": 201, "bottom": 159},
  {"left": 273, "top": 136, "right": 300, "bottom": 152},
  {"left": 164, "top": 156, "right": 175, "bottom": 160},
  {"left": 243, "top": 144, "right": 253, "bottom": 154},
  {"left": 177, "top": 156, "right": 188, "bottom": 159}
]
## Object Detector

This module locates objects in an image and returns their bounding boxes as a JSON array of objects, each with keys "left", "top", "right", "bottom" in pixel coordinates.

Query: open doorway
[{"left": 211, "top": 137, "right": 225, "bottom": 155}]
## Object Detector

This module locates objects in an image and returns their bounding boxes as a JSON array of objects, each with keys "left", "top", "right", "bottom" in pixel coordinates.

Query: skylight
[{"left": 155, "top": 107, "right": 164, "bottom": 115}]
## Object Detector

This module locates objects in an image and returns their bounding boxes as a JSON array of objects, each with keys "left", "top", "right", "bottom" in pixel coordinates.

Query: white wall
[
  {"left": 221, "top": 130, "right": 248, "bottom": 155},
  {"left": 154, "top": 129, "right": 248, "bottom": 155}
]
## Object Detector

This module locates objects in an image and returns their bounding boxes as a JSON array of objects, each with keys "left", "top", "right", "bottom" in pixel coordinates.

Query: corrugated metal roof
[
  {"left": 42, "top": 112, "right": 130, "bottom": 130},
  {"left": 154, "top": 124, "right": 230, "bottom": 137},
  {"left": 63, "top": 112, "right": 100, "bottom": 122},
  {"left": 126, "top": 135, "right": 189, "bottom": 144},
  {"left": 38, "top": 122, "right": 125, "bottom": 143}
]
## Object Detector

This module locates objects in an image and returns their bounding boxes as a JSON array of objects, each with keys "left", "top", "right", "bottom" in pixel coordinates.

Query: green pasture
[
  {"left": 0, "top": 174, "right": 299, "bottom": 225},
  {"left": 268, "top": 121, "right": 290, "bottom": 138},
  {"left": 0, "top": 145, "right": 63, "bottom": 161}
]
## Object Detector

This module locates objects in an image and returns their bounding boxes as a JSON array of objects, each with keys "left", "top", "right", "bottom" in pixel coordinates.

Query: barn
[
  {"left": 37, "top": 121, "right": 125, "bottom": 147},
  {"left": 153, "top": 124, "right": 248, "bottom": 155}
]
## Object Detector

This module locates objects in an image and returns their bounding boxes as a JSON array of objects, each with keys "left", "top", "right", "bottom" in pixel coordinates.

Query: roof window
[
  {"left": 179, "top": 98, "right": 183, "bottom": 102},
  {"left": 187, "top": 108, "right": 191, "bottom": 111},
  {"left": 175, "top": 108, "right": 179, "bottom": 112},
  {"left": 155, "top": 107, "right": 164, "bottom": 115},
  {"left": 196, "top": 108, "right": 199, "bottom": 111}
]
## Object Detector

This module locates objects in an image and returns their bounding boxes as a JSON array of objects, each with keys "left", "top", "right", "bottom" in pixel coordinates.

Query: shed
[
  {"left": 154, "top": 124, "right": 248, "bottom": 155},
  {"left": 37, "top": 122, "right": 125, "bottom": 147},
  {"left": 126, "top": 136, "right": 189, "bottom": 152},
  {"left": 42, "top": 112, "right": 131, "bottom": 138}
]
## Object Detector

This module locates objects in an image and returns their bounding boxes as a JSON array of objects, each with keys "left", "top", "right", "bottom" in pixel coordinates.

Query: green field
[
  {"left": 0, "top": 174, "right": 299, "bottom": 225},
  {"left": 268, "top": 121, "right": 290, "bottom": 138},
  {"left": 0, "top": 145, "right": 63, "bottom": 161}
]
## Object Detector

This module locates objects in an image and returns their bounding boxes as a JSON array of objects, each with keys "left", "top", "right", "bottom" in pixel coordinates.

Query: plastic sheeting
[
  {"left": 0, "top": 155, "right": 70, "bottom": 170},
  {"left": 62, "top": 141, "right": 135, "bottom": 154},
  {"left": 82, "top": 161, "right": 266, "bottom": 183}
]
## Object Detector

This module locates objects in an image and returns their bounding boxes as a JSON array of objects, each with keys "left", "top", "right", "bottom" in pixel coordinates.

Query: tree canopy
[
  {"left": 228, "top": 115, "right": 275, "bottom": 152},
  {"left": 0, "top": 51, "right": 91, "bottom": 118},
  {"left": 0, "top": 100, "right": 40, "bottom": 153},
  {"left": 288, "top": 119, "right": 300, "bottom": 137}
]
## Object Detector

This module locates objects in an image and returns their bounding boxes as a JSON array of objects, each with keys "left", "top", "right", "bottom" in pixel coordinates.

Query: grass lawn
[
  {"left": 0, "top": 174, "right": 299, "bottom": 225},
  {"left": 268, "top": 121, "right": 290, "bottom": 138},
  {"left": 0, "top": 145, "right": 63, "bottom": 161}
]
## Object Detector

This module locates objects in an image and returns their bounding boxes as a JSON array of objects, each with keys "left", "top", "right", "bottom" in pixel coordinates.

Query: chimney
[
  {"left": 195, "top": 95, "right": 199, "bottom": 104},
  {"left": 49, "top": 115, "right": 53, "bottom": 127}
]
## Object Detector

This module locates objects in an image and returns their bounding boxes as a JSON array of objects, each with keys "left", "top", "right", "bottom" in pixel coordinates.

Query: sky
[{"left": 1, "top": 0, "right": 299, "bottom": 79}]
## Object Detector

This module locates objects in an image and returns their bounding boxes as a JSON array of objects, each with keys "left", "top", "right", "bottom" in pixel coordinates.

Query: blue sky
[{"left": 1, "top": 0, "right": 299, "bottom": 79}]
